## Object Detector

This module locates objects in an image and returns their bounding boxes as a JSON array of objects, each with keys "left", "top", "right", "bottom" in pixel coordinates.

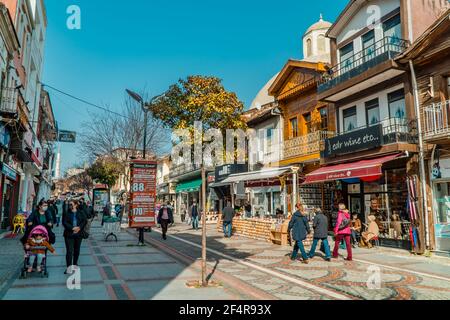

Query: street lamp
[{"left": 126, "top": 89, "right": 163, "bottom": 245}]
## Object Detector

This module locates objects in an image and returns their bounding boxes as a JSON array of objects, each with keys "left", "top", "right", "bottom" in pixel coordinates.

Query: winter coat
[
  {"left": 288, "top": 211, "right": 311, "bottom": 242},
  {"left": 222, "top": 206, "right": 235, "bottom": 223},
  {"left": 334, "top": 210, "right": 351, "bottom": 236},
  {"left": 157, "top": 206, "right": 174, "bottom": 224},
  {"left": 313, "top": 213, "right": 329, "bottom": 239},
  {"left": 62, "top": 209, "right": 88, "bottom": 239},
  {"left": 21, "top": 210, "right": 55, "bottom": 245},
  {"left": 189, "top": 205, "right": 201, "bottom": 218}
]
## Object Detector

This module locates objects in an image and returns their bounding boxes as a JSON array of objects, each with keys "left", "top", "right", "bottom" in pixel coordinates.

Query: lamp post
[{"left": 126, "top": 89, "right": 163, "bottom": 245}]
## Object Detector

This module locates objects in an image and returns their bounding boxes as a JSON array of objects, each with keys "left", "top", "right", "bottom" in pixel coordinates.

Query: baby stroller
[{"left": 20, "top": 225, "right": 50, "bottom": 279}]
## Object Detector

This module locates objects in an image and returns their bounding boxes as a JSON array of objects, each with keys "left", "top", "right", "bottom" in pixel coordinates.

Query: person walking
[
  {"left": 222, "top": 201, "right": 235, "bottom": 238},
  {"left": 190, "top": 200, "right": 200, "bottom": 230},
  {"left": 308, "top": 208, "right": 331, "bottom": 262},
  {"left": 21, "top": 200, "right": 56, "bottom": 246},
  {"left": 333, "top": 202, "right": 353, "bottom": 261},
  {"left": 157, "top": 201, "right": 174, "bottom": 240},
  {"left": 350, "top": 213, "right": 362, "bottom": 248},
  {"left": 55, "top": 199, "right": 63, "bottom": 227},
  {"left": 288, "top": 203, "right": 311, "bottom": 264},
  {"left": 101, "top": 202, "right": 111, "bottom": 226},
  {"left": 62, "top": 200, "right": 87, "bottom": 274}
]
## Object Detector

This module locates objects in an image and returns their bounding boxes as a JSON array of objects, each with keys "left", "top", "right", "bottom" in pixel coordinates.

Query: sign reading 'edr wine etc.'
[
  {"left": 324, "top": 124, "right": 383, "bottom": 158},
  {"left": 129, "top": 160, "right": 157, "bottom": 229}
]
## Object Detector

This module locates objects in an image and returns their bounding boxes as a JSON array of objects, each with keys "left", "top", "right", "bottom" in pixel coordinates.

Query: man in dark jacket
[
  {"left": 288, "top": 203, "right": 311, "bottom": 264},
  {"left": 222, "top": 201, "right": 235, "bottom": 238},
  {"left": 308, "top": 208, "right": 331, "bottom": 261},
  {"left": 157, "top": 202, "right": 174, "bottom": 240}
]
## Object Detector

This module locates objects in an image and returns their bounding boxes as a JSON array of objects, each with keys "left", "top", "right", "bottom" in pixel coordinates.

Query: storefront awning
[
  {"left": 221, "top": 167, "right": 292, "bottom": 184},
  {"left": 304, "top": 154, "right": 403, "bottom": 184},
  {"left": 176, "top": 179, "right": 202, "bottom": 193}
]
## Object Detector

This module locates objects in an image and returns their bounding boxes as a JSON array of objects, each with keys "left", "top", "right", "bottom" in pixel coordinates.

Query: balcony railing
[
  {"left": 422, "top": 100, "right": 450, "bottom": 142},
  {"left": 169, "top": 163, "right": 202, "bottom": 178},
  {"left": 0, "top": 87, "right": 18, "bottom": 114},
  {"left": 284, "top": 131, "right": 335, "bottom": 159},
  {"left": 318, "top": 36, "right": 409, "bottom": 93}
]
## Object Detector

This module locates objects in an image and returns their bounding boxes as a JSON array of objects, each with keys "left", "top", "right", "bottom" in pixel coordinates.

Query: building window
[
  {"left": 343, "top": 106, "right": 357, "bottom": 133},
  {"left": 319, "top": 107, "right": 328, "bottom": 130},
  {"left": 340, "top": 42, "right": 354, "bottom": 73},
  {"left": 362, "top": 30, "right": 375, "bottom": 62},
  {"left": 266, "top": 127, "right": 273, "bottom": 154},
  {"left": 447, "top": 77, "right": 450, "bottom": 98},
  {"left": 290, "top": 117, "right": 298, "bottom": 138},
  {"left": 388, "top": 89, "right": 406, "bottom": 119},
  {"left": 306, "top": 38, "right": 312, "bottom": 57},
  {"left": 317, "top": 34, "right": 326, "bottom": 52},
  {"left": 366, "top": 98, "right": 380, "bottom": 126},
  {"left": 383, "top": 14, "right": 401, "bottom": 43},
  {"left": 304, "top": 113, "right": 312, "bottom": 134}
]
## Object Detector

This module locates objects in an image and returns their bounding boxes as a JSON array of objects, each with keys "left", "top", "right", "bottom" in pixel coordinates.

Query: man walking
[
  {"left": 288, "top": 203, "right": 311, "bottom": 264},
  {"left": 308, "top": 208, "right": 331, "bottom": 262},
  {"left": 222, "top": 201, "right": 235, "bottom": 238},
  {"left": 158, "top": 201, "right": 174, "bottom": 240},
  {"left": 190, "top": 200, "right": 200, "bottom": 230}
]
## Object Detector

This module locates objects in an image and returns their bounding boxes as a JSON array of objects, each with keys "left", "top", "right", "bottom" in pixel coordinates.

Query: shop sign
[
  {"left": 215, "top": 164, "right": 248, "bottom": 182},
  {"left": 129, "top": 160, "right": 157, "bottom": 229},
  {"left": 58, "top": 130, "right": 77, "bottom": 143},
  {"left": 2, "top": 163, "right": 17, "bottom": 181},
  {"left": 324, "top": 124, "right": 383, "bottom": 158}
]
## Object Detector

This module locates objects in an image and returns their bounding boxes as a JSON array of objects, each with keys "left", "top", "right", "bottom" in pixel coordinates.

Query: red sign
[{"left": 129, "top": 160, "right": 157, "bottom": 228}]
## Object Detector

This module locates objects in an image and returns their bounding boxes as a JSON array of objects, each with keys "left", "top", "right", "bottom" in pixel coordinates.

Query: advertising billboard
[{"left": 129, "top": 160, "right": 157, "bottom": 228}]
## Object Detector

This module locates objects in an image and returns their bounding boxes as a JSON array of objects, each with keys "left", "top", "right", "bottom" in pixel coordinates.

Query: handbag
[
  {"left": 79, "top": 229, "right": 90, "bottom": 239},
  {"left": 338, "top": 217, "right": 350, "bottom": 231}
]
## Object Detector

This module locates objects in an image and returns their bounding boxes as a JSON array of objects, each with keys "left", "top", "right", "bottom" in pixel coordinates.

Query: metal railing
[
  {"left": 319, "top": 36, "right": 409, "bottom": 92},
  {"left": 284, "top": 131, "right": 335, "bottom": 159},
  {"left": 169, "top": 163, "right": 202, "bottom": 178},
  {"left": 334, "top": 118, "right": 418, "bottom": 144},
  {"left": 0, "top": 87, "right": 18, "bottom": 114},
  {"left": 422, "top": 100, "right": 450, "bottom": 140}
]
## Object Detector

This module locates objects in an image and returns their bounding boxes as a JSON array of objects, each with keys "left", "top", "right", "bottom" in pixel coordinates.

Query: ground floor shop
[
  {"left": 306, "top": 153, "right": 424, "bottom": 252},
  {"left": 429, "top": 157, "right": 450, "bottom": 253},
  {"left": 0, "top": 163, "right": 20, "bottom": 230}
]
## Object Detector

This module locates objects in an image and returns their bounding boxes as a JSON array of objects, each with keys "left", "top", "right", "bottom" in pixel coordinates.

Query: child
[{"left": 25, "top": 230, "right": 55, "bottom": 273}]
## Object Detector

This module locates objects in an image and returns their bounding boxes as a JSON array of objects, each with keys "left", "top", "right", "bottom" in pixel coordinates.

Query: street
[{"left": 1, "top": 220, "right": 449, "bottom": 300}]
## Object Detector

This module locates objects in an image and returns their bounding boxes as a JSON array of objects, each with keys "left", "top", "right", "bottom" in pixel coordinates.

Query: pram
[{"left": 20, "top": 225, "right": 50, "bottom": 279}]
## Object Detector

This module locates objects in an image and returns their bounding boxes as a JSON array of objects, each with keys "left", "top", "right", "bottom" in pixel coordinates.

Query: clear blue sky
[{"left": 43, "top": 0, "right": 349, "bottom": 174}]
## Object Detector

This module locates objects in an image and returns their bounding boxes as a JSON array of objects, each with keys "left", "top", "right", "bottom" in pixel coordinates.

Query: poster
[
  {"left": 93, "top": 189, "right": 109, "bottom": 214},
  {"left": 129, "top": 160, "right": 157, "bottom": 228}
]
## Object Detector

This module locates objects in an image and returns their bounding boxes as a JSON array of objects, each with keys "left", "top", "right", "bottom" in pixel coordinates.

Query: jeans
[
  {"left": 351, "top": 230, "right": 360, "bottom": 244},
  {"left": 29, "top": 253, "right": 45, "bottom": 268},
  {"left": 64, "top": 236, "right": 83, "bottom": 268},
  {"left": 333, "top": 234, "right": 352, "bottom": 260},
  {"left": 192, "top": 216, "right": 199, "bottom": 230},
  {"left": 223, "top": 221, "right": 232, "bottom": 237},
  {"left": 308, "top": 238, "right": 331, "bottom": 259},
  {"left": 291, "top": 241, "right": 308, "bottom": 260}
]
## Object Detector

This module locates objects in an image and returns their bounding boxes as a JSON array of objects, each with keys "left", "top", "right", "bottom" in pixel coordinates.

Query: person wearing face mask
[
  {"left": 21, "top": 200, "right": 56, "bottom": 246},
  {"left": 62, "top": 200, "right": 87, "bottom": 274}
]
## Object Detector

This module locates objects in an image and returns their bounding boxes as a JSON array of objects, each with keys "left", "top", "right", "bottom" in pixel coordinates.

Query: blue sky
[{"left": 43, "top": 0, "right": 349, "bottom": 174}]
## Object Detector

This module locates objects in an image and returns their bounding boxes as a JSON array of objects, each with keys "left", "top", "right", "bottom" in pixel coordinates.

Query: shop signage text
[
  {"left": 215, "top": 164, "right": 248, "bottom": 182},
  {"left": 324, "top": 125, "right": 383, "bottom": 158},
  {"left": 2, "top": 163, "right": 17, "bottom": 181},
  {"left": 58, "top": 130, "right": 77, "bottom": 143}
]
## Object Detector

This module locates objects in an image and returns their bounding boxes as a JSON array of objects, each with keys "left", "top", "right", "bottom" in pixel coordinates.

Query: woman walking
[
  {"left": 21, "top": 200, "right": 55, "bottom": 246},
  {"left": 288, "top": 203, "right": 311, "bottom": 264},
  {"left": 157, "top": 201, "right": 174, "bottom": 240},
  {"left": 333, "top": 202, "right": 352, "bottom": 261},
  {"left": 62, "top": 200, "right": 87, "bottom": 274}
]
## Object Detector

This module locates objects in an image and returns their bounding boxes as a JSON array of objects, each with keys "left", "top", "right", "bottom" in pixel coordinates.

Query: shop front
[
  {"left": 430, "top": 157, "right": 450, "bottom": 253},
  {"left": 0, "top": 163, "right": 20, "bottom": 230},
  {"left": 306, "top": 153, "right": 420, "bottom": 251},
  {"left": 175, "top": 178, "right": 202, "bottom": 216}
]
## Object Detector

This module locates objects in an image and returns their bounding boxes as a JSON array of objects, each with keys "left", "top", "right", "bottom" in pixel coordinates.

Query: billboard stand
[{"left": 128, "top": 160, "right": 158, "bottom": 246}]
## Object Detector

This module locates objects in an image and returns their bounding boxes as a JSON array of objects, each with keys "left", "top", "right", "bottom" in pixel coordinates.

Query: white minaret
[{"left": 54, "top": 145, "right": 61, "bottom": 179}]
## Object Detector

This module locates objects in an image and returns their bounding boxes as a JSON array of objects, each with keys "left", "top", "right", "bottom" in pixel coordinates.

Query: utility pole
[{"left": 201, "top": 165, "right": 207, "bottom": 286}]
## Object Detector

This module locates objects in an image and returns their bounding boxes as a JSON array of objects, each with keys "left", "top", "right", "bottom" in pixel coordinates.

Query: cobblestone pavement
[
  {"left": 0, "top": 221, "right": 241, "bottom": 300},
  {"left": 140, "top": 222, "right": 450, "bottom": 300}
]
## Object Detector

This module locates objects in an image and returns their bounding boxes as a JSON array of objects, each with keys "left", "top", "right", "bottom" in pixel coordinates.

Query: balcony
[
  {"left": 284, "top": 131, "right": 335, "bottom": 160},
  {"left": 0, "top": 87, "right": 18, "bottom": 115},
  {"left": 422, "top": 100, "right": 450, "bottom": 144},
  {"left": 323, "top": 118, "right": 417, "bottom": 159},
  {"left": 318, "top": 37, "right": 409, "bottom": 102}
]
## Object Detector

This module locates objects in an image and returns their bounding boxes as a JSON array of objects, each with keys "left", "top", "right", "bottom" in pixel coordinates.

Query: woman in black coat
[
  {"left": 62, "top": 200, "right": 87, "bottom": 273},
  {"left": 21, "top": 200, "right": 55, "bottom": 245},
  {"left": 157, "top": 202, "right": 174, "bottom": 241},
  {"left": 288, "top": 203, "right": 311, "bottom": 264}
]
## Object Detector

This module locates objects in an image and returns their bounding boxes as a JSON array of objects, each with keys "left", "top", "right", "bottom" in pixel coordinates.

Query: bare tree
[{"left": 79, "top": 94, "right": 170, "bottom": 163}]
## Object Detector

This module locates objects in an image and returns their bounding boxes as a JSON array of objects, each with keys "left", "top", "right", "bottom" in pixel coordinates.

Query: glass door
[{"left": 433, "top": 182, "right": 450, "bottom": 252}]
